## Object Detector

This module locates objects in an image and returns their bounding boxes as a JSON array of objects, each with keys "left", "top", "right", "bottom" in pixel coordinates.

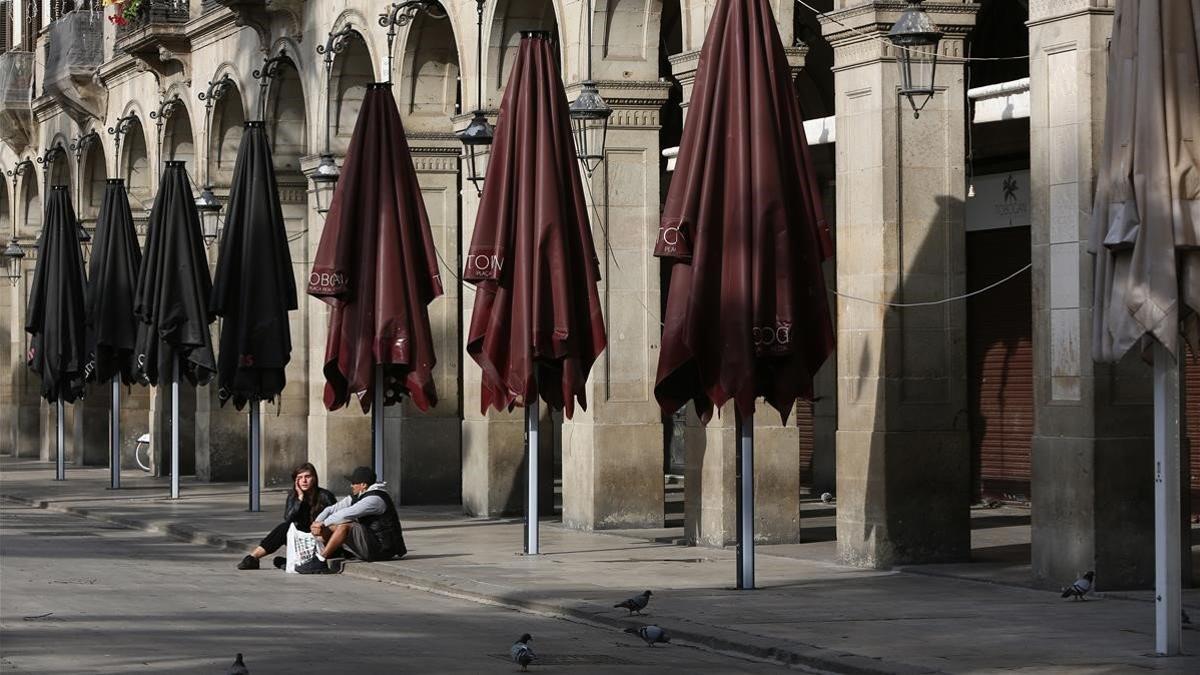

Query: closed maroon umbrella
[
  {"left": 308, "top": 83, "right": 444, "bottom": 480},
  {"left": 653, "top": 0, "right": 834, "bottom": 588},
  {"left": 464, "top": 32, "right": 606, "bottom": 553}
]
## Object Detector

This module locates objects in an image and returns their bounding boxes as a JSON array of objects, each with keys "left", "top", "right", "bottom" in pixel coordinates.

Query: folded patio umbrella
[
  {"left": 651, "top": 0, "right": 834, "bottom": 588},
  {"left": 26, "top": 185, "right": 88, "bottom": 481},
  {"left": 463, "top": 32, "right": 606, "bottom": 419},
  {"left": 27, "top": 185, "right": 89, "bottom": 404},
  {"left": 1088, "top": 0, "right": 1200, "bottom": 653},
  {"left": 463, "top": 31, "right": 606, "bottom": 554},
  {"left": 654, "top": 0, "right": 833, "bottom": 426},
  {"left": 133, "top": 161, "right": 216, "bottom": 387},
  {"left": 308, "top": 83, "right": 443, "bottom": 415},
  {"left": 211, "top": 121, "right": 298, "bottom": 512},
  {"left": 132, "top": 160, "right": 216, "bottom": 498},
  {"left": 211, "top": 121, "right": 297, "bottom": 410},
  {"left": 85, "top": 178, "right": 143, "bottom": 489},
  {"left": 86, "top": 178, "right": 142, "bottom": 386}
]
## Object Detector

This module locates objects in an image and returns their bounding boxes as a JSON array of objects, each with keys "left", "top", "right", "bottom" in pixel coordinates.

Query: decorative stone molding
[
  {"left": 821, "top": 1, "right": 975, "bottom": 71},
  {"left": 1027, "top": 0, "right": 1114, "bottom": 26}
]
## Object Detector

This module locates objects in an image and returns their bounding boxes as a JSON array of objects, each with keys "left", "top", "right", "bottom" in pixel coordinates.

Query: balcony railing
[
  {"left": 43, "top": 10, "right": 106, "bottom": 123},
  {"left": 115, "top": 0, "right": 190, "bottom": 41},
  {"left": 0, "top": 49, "right": 34, "bottom": 151}
]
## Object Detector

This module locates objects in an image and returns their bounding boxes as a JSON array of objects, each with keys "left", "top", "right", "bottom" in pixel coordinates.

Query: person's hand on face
[{"left": 295, "top": 470, "right": 315, "bottom": 499}]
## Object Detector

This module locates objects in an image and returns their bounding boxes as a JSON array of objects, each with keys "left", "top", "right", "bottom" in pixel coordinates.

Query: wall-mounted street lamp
[
  {"left": 313, "top": 23, "right": 357, "bottom": 214},
  {"left": 254, "top": 48, "right": 289, "bottom": 120},
  {"left": 458, "top": 0, "right": 493, "bottom": 195},
  {"left": 107, "top": 112, "right": 140, "bottom": 179},
  {"left": 36, "top": 144, "right": 68, "bottom": 193},
  {"left": 380, "top": 1, "right": 447, "bottom": 83},
  {"left": 569, "top": 0, "right": 612, "bottom": 177},
  {"left": 3, "top": 158, "right": 33, "bottom": 285},
  {"left": 888, "top": 0, "right": 944, "bottom": 119},
  {"left": 3, "top": 236, "right": 25, "bottom": 285},
  {"left": 149, "top": 93, "right": 184, "bottom": 169},
  {"left": 195, "top": 183, "right": 222, "bottom": 247}
]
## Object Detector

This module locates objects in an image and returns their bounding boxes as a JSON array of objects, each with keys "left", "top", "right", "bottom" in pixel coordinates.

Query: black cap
[{"left": 347, "top": 466, "right": 376, "bottom": 485}]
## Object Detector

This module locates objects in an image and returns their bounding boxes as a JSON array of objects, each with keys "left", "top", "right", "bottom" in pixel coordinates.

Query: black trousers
[{"left": 258, "top": 521, "right": 292, "bottom": 554}]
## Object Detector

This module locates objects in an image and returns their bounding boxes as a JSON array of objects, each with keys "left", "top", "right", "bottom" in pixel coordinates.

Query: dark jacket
[
  {"left": 283, "top": 487, "right": 336, "bottom": 531},
  {"left": 353, "top": 488, "right": 406, "bottom": 559}
]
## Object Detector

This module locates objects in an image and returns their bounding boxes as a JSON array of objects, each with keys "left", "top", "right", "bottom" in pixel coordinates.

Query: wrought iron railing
[{"left": 115, "top": 0, "right": 189, "bottom": 40}]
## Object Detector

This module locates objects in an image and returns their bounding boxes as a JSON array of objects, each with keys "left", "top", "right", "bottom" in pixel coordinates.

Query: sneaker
[
  {"left": 272, "top": 556, "right": 286, "bottom": 570},
  {"left": 236, "top": 555, "right": 259, "bottom": 571},
  {"left": 295, "top": 556, "right": 333, "bottom": 575}
]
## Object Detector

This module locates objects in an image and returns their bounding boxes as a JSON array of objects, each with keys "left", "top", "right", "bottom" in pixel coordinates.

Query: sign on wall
[{"left": 966, "top": 170, "right": 1030, "bottom": 231}]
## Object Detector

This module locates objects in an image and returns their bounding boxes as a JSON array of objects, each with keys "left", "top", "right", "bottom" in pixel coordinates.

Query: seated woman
[{"left": 237, "top": 462, "right": 336, "bottom": 570}]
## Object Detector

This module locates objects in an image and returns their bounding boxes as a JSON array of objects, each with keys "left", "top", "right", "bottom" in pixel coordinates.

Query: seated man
[{"left": 295, "top": 466, "right": 407, "bottom": 574}]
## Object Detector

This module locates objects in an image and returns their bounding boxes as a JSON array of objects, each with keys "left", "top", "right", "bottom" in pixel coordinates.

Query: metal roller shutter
[{"left": 967, "top": 227, "right": 1033, "bottom": 502}]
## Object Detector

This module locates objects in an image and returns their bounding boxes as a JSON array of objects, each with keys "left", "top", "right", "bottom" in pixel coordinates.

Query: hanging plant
[{"left": 103, "top": 0, "right": 144, "bottom": 26}]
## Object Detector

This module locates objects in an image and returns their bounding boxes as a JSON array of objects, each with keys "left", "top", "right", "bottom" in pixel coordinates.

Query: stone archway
[
  {"left": 262, "top": 52, "right": 309, "bottom": 487},
  {"left": 163, "top": 103, "right": 195, "bottom": 169},
  {"left": 80, "top": 139, "right": 107, "bottom": 232},
  {"left": 206, "top": 84, "right": 245, "bottom": 190},
  {"left": 489, "top": 0, "right": 559, "bottom": 105},
  {"left": 329, "top": 30, "right": 373, "bottom": 156},
  {"left": 119, "top": 117, "right": 151, "bottom": 216}
]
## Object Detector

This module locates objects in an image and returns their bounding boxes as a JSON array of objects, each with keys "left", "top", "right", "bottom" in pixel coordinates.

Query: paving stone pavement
[{"left": 2, "top": 457, "right": 1198, "bottom": 673}]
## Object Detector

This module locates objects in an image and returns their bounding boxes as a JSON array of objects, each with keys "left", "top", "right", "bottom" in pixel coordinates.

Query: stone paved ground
[{"left": 2, "top": 457, "right": 1198, "bottom": 673}]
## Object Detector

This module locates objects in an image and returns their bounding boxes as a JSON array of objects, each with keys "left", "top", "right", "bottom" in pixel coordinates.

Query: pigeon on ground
[
  {"left": 510, "top": 634, "right": 535, "bottom": 671},
  {"left": 227, "top": 653, "right": 249, "bottom": 675},
  {"left": 820, "top": 492, "right": 835, "bottom": 505},
  {"left": 1061, "top": 571, "right": 1095, "bottom": 600},
  {"left": 625, "top": 625, "right": 671, "bottom": 647},
  {"left": 614, "top": 590, "right": 652, "bottom": 615}
]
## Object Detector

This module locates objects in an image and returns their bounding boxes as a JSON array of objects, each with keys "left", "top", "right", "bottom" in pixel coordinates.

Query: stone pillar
[
  {"left": 260, "top": 180, "right": 310, "bottom": 488},
  {"left": 302, "top": 154, "right": 372, "bottom": 500},
  {"left": 74, "top": 389, "right": 111, "bottom": 466},
  {"left": 12, "top": 254, "right": 41, "bottom": 458},
  {"left": 149, "top": 382, "right": 196, "bottom": 477},
  {"left": 193, "top": 238, "right": 246, "bottom": 483},
  {"left": 454, "top": 118, "right": 530, "bottom": 517},
  {"left": 559, "top": 81, "right": 671, "bottom": 532},
  {"left": 822, "top": 1, "right": 977, "bottom": 567},
  {"left": 390, "top": 139, "right": 463, "bottom": 505},
  {"left": 1027, "top": 1, "right": 1158, "bottom": 590}
]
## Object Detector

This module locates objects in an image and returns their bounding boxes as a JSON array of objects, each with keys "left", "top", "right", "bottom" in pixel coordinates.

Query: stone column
[
  {"left": 558, "top": 81, "right": 672, "bottom": 532},
  {"left": 1026, "top": 0, "right": 1159, "bottom": 590},
  {"left": 672, "top": 44, "right": 813, "bottom": 547},
  {"left": 822, "top": 1, "right": 977, "bottom": 567},
  {"left": 149, "top": 382, "right": 197, "bottom": 477},
  {"left": 453, "top": 113, "right": 537, "bottom": 517},
  {"left": 301, "top": 154, "right": 372, "bottom": 499},
  {"left": 11, "top": 252, "right": 41, "bottom": 458},
  {"left": 391, "top": 137, "right": 462, "bottom": 505},
  {"left": 260, "top": 180, "right": 311, "bottom": 488}
]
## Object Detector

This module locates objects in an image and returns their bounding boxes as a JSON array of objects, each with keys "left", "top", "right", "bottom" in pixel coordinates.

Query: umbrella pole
[
  {"left": 525, "top": 396, "right": 539, "bottom": 555},
  {"left": 373, "top": 364, "right": 384, "bottom": 480},
  {"left": 55, "top": 399, "right": 66, "bottom": 481},
  {"left": 735, "top": 411, "right": 755, "bottom": 590},
  {"left": 110, "top": 377, "right": 121, "bottom": 489},
  {"left": 1152, "top": 342, "right": 1182, "bottom": 655},
  {"left": 248, "top": 400, "right": 261, "bottom": 512},
  {"left": 170, "top": 359, "right": 180, "bottom": 500}
]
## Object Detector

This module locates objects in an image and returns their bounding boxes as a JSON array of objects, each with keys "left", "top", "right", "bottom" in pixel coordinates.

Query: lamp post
[
  {"left": 313, "top": 24, "right": 357, "bottom": 214},
  {"left": 458, "top": 0, "right": 493, "bottom": 195},
  {"left": 71, "top": 129, "right": 101, "bottom": 250},
  {"left": 888, "top": 0, "right": 944, "bottom": 119},
  {"left": 569, "top": 0, "right": 612, "bottom": 177},
  {"left": 4, "top": 158, "right": 33, "bottom": 285}
]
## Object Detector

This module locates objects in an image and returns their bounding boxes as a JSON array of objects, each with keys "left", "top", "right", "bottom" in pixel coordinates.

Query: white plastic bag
[{"left": 285, "top": 523, "right": 319, "bottom": 574}]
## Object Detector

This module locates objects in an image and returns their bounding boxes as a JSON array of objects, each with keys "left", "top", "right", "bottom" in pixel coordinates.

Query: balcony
[
  {"left": 43, "top": 10, "right": 107, "bottom": 125},
  {"left": 207, "top": 1, "right": 303, "bottom": 45},
  {"left": 114, "top": 0, "right": 191, "bottom": 80},
  {"left": 0, "top": 50, "right": 34, "bottom": 153}
]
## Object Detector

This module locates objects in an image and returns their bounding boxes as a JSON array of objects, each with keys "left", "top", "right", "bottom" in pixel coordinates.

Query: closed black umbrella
[
  {"left": 25, "top": 185, "right": 88, "bottom": 480},
  {"left": 133, "top": 160, "right": 216, "bottom": 498},
  {"left": 211, "top": 121, "right": 298, "bottom": 511},
  {"left": 85, "top": 179, "right": 142, "bottom": 489}
]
